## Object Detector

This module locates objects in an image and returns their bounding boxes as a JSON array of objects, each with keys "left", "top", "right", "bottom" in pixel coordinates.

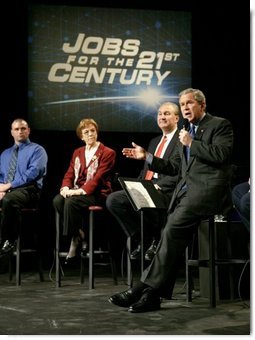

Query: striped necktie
[
  {"left": 7, "top": 145, "right": 19, "bottom": 182},
  {"left": 186, "top": 125, "right": 196, "bottom": 161},
  {"left": 145, "top": 135, "right": 167, "bottom": 180}
]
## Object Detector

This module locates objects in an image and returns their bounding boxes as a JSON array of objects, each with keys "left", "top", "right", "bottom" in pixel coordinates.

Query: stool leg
[
  {"left": 126, "top": 236, "right": 132, "bottom": 287},
  {"left": 16, "top": 235, "right": 21, "bottom": 286},
  {"left": 209, "top": 217, "right": 216, "bottom": 307},
  {"left": 226, "top": 220, "right": 235, "bottom": 299},
  {"left": 110, "top": 258, "right": 118, "bottom": 285},
  {"left": 33, "top": 209, "right": 44, "bottom": 282},
  {"left": 140, "top": 210, "right": 144, "bottom": 274},
  {"left": 37, "top": 255, "right": 44, "bottom": 282},
  {"left": 80, "top": 257, "right": 85, "bottom": 284},
  {"left": 185, "top": 246, "right": 192, "bottom": 302},
  {"left": 8, "top": 253, "right": 13, "bottom": 281},
  {"left": 55, "top": 210, "right": 61, "bottom": 288},
  {"left": 89, "top": 210, "right": 94, "bottom": 289},
  {"left": 107, "top": 240, "right": 118, "bottom": 285}
]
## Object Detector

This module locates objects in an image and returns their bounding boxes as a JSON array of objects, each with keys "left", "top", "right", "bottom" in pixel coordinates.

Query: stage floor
[{"left": 0, "top": 264, "right": 250, "bottom": 336}]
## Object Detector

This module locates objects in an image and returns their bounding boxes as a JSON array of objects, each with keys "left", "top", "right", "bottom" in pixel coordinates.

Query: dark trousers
[
  {"left": 0, "top": 186, "right": 40, "bottom": 242},
  {"left": 106, "top": 189, "right": 168, "bottom": 244},
  {"left": 141, "top": 194, "right": 201, "bottom": 299},
  {"left": 53, "top": 194, "right": 104, "bottom": 236}
]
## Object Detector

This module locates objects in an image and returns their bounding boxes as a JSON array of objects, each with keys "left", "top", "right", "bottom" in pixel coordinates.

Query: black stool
[
  {"left": 0, "top": 207, "right": 44, "bottom": 286},
  {"left": 55, "top": 205, "right": 118, "bottom": 288},
  {"left": 186, "top": 215, "right": 249, "bottom": 307}
]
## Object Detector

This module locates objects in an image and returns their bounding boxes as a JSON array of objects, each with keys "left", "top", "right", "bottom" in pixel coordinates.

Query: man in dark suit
[
  {"left": 232, "top": 179, "right": 250, "bottom": 231},
  {"left": 106, "top": 101, "right": 180, "bottom": 261},
  {"left": 109, "top": 88, "right": 234, "bottom": 312}
]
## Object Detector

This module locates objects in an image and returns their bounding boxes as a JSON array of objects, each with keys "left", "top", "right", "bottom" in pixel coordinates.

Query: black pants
[
  {"left": 53, "top": 193, "right": 104, "bottom": 236},
  {"left": 106, "top": 189, "right": 169, "bottom": 244},
  {"left": 141, "top": 193, "right": 201, "bottom": 299},
  {"left": 0, "top": 185, "right": 40, "bottom": 242}
]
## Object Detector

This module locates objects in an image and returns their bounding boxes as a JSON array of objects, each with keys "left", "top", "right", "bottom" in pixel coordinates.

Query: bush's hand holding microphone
[{"left": 179, "top": 118, "right": 192, "bottom": 147}]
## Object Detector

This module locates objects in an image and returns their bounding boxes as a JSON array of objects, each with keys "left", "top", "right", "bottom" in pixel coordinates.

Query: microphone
[{"left": 182, "top": 118, "right": 190, "bottom": 130}]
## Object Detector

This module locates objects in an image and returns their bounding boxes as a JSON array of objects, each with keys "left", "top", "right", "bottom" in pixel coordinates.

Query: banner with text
[{"left": 28, "top": 5, "right": 191, "bottom": 132}]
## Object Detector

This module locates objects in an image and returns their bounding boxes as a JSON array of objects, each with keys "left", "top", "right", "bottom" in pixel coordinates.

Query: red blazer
[{"left": 61, "top": 142, "right": 116, "bottom": 198}]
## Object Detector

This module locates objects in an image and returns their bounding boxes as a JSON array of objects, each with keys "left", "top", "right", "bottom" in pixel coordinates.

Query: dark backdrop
[{"left": 0, "top": 0, "right": 250, "bottom": 268}]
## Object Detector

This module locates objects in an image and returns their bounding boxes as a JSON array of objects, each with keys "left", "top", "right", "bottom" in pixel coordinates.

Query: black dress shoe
[
  {"left": 0, "top": 240, "right": 16, "bottom": 256},
  {"left": 130, "top": 244, "right": 141, "bottom": 260},
  {"left": 128, "top": 288, "right": 161, "bottom": 313},
  {"left": 80, "top": 242, "right": 88, "bottom": 258},
  {"left": 145, "top": 240, "right": 158, "bottom": 261},
  {"left": 108, "top": 288, "right": 142, "bottom": 307},
  {"left": 64, "top": 255, "right": 78, "bottom": 265}
]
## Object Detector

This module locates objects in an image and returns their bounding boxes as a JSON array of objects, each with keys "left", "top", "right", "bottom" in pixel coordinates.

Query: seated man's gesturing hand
[{"left": 122, "top": 142, "right": 147, "bottom": 160}]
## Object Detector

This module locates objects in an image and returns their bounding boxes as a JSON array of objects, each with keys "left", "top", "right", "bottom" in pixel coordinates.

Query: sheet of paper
[{"left": 125, "top": 181, "right": 156, "bottom": 209}]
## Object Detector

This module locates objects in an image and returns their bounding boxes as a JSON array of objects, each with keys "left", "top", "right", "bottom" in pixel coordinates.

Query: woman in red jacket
[{"left": 53, "top": 118, "right": 116, "bottom": 264}]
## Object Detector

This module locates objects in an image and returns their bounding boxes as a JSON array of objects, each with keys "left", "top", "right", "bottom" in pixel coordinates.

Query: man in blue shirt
[{"left": 0, "top": 118, "right": 48, "bottom": 255}]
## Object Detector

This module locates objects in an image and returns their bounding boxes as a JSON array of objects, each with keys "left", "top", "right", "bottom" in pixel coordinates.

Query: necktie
[
  {"left": 145, "top": 135, "right": 167, "bottom": 180},
  {"left": 7, "top": 145, "right": 19, "bottom": 182},
  {"left": 186, "top": 125, "right": 196, "bottom": 161},
  {"left": 189, "top": 124, "right": 196, "bottom": 138}
]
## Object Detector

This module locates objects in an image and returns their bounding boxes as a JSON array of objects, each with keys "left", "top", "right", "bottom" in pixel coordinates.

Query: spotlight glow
[{"left": 138, "top": 88, "right": 163, "bottom": 107}]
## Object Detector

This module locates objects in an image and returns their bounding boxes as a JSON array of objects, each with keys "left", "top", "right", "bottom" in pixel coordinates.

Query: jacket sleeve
[
  {"left": 149, "top": 142, "right": 182, "bottom": 177},
  {"left": 190, "top": 118, "right": 233, "bottom": 164}
]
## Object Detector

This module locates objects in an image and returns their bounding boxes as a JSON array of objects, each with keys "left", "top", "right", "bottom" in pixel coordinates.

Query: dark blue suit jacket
[{"left": 149, "top": 113, "right": 234, "bottom": 215}]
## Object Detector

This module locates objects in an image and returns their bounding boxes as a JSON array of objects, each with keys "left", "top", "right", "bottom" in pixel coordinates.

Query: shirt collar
[{"left": 164, "top": 127, "right": 178, "bottom": 141}]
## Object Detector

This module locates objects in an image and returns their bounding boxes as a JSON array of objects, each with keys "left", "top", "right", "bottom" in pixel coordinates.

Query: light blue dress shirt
[{"left": 0, "top": 139, "right": 48, "bottom": 189}]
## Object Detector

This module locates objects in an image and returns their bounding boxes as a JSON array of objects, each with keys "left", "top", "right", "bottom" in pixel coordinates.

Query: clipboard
[{"left": 118, "top": 177, "right": 166, "bottom": 211}]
